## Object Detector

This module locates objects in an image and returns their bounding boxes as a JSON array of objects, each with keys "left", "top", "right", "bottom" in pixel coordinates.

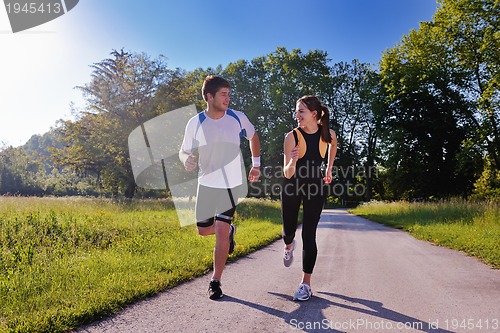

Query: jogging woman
[{"left": 281, "top": 95, "right": 337, "bottom": 301}]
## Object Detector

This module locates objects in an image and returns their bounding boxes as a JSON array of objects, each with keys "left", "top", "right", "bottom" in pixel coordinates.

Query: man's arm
[
  {"left": 248, "top": 132, "right": 261, "bottom": 182},
  {"left": 250, "top": 132, "right": 260, "bottom": 158}
]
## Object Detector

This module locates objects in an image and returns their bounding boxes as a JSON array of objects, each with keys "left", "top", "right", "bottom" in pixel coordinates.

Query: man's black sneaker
[
  {"left": 228, "top": 224, "right": 236, "bottom": 254},
  {"left": 208, "top": 279, "right": 223, "bottom": 300}
]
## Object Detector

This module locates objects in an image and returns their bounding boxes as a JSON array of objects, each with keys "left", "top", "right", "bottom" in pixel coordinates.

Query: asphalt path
[{"left": 76, "top": 209, "right": 500, "bottom": 333}]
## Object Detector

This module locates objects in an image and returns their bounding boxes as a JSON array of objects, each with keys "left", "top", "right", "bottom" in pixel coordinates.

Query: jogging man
[{"left": 179, "top": 75, "right": 261, "bottom": 300}]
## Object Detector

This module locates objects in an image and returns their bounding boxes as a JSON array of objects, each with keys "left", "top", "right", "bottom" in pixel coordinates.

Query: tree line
[{"left": 1, "top": 0, "right": 498, "bottom": 200}]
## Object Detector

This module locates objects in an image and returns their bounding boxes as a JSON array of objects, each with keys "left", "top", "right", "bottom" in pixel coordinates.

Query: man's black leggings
[{"left": 281, "top": 184, "right": 325, "bottom": 274}]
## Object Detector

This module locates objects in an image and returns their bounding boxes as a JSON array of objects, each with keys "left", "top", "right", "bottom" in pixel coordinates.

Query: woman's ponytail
[{"left": 319, "top": 105, "right": 332, "bottom": 143}]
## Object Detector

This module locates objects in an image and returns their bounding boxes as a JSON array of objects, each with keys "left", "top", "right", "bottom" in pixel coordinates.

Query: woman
[{"left": 281, "top": 95, "right": 337, "bottom": 301}]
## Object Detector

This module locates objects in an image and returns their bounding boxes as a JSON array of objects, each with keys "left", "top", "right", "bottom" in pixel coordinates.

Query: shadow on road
[
  {"left": 221, "top": 292, "right": 344, "bottom": 332},
  {"left": 318, "top": 292, "right": 455, "bottom": 333},
  {"left": 221, "top": 291, "right": 456, "bottom": 333}
]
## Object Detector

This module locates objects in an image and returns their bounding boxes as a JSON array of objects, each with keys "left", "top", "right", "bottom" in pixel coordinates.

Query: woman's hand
[
  {"left": 290, "top": 145, "right": 299, "bottom": 161},
  {"left": 323, "top": 165, "right": 333, "bottom": 184}
]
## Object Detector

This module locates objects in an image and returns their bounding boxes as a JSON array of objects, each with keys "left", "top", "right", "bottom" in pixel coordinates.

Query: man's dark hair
[{"left": 202, "top": 75, "right": 231, "bottom": 101}]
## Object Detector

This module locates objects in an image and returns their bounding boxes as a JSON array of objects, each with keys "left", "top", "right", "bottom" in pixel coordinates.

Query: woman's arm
[
  {"left": 283, "top": 132, "right": 299, "bottom": 179},
  {"left": 323, "top": 129, "right": 338, "bottom": 183}
]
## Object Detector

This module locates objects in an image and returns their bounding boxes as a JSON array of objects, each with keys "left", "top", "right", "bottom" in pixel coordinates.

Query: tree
[
  {"left": 222, "top": 48, "right": 383, "bottom": 201},
  {"left": 262, "top": 48, "right": 334, "bottom": 168},
  {"left": 54, "top": 49, "right": 177, "bottom": 197},
  {"left": 328, "top": 60, "right": 384, "bottom": 201},
  {"left": 378, "top": 0, "right": 499, "bottom": 199},
  {"left": 222, "top": 48, "right": 335, "bottom": 198},
  {"left": 433, "top": 0, "right": 500, "bottom": 169},
  {"left": 0, "top": 146, "right": 44, "bottom": 195},
  {"left": 473, "top": 155, "right": 500, "bottom": 198},
  {"left": 24, "top": 130, "right": 63, "bottom": 173}
]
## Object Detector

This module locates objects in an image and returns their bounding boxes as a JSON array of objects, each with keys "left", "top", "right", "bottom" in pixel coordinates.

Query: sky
[{"left": 0, "top": 0, "right": 439, "bottom": 147}]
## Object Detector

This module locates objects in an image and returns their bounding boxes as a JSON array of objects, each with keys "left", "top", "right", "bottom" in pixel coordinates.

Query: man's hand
[
  {"left": 248, "top": 167, "right": 260, "bottom": 182},
  {"left": 184, "top": 154, "right": 198, "bottom": 172}
]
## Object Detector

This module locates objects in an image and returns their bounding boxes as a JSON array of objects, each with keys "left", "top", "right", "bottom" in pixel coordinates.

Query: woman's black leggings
[{"left": 281, "top": 184, "right": 325, "bottom": 274}]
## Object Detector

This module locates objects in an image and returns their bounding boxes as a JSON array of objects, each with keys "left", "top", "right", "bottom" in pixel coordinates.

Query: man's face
[{"left": 209, "top": 87, "right": 230, "bottom": 112}]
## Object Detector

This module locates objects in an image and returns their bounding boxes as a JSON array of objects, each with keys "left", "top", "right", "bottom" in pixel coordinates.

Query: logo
[
  {"left": 128, "top": 105, "right": 249, "bottom": 227},
  {"left": 3, "top": 0, "right": 79, "bottom": 33}
]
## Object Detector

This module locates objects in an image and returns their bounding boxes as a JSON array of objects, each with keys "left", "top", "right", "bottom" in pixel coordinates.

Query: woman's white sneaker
[
  {"left": 293, "top": 283, "right": 312, "bottom": 301},
  {"left": 283, "top": 240, "right": 296, "bottom": 267}
]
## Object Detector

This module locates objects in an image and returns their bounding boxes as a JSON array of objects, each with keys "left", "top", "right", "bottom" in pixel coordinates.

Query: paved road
[{"left": 76, "top": 209, "right": 500, "bottom": 333}]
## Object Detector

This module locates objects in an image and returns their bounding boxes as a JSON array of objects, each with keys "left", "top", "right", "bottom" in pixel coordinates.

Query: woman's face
[{"left": 295, "top": 101, "right": 318, "bottom": 127}]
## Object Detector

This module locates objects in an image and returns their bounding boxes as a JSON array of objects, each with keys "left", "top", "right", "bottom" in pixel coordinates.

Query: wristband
[{"left": 252, "top": 156, "right": 261, "bottom": 167}]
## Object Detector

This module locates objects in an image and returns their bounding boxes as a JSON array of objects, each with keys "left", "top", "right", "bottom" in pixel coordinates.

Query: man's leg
[
  {"left": 197, "top": 221, "right": 230, "bottom": 282},
  {"left": 195, "top": 184, "right": 215, "bottom": 236},
  {"left": 197, "top": 224, "right": 215, "bottom": 236},
  {"left": 212, "top": 220, "right": 231, "bottom": 281},
  {"left": 196, "top": 185, "right": 236, "bottom": 299}
]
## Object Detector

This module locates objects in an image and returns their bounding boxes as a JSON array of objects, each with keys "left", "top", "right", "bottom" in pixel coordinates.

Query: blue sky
[{"left": 0, "top": 0, "right": 439, "bottom": 147}]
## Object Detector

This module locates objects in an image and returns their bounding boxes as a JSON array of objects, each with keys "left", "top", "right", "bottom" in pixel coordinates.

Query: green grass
[
  {"left": 350, "top": 199, "right": 500, "bottom": 269},
  {"left": 0, "top": 197, "right": 283, "bottom": 333}
]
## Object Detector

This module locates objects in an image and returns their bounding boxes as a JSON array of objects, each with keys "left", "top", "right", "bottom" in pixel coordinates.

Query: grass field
[
  {"left": 0, "top": 197, "right": 283, "bottom": 333},
  {"left": 3, "top": 197, "right": 497, "bottom": 332},
  {"left": 350, "top": 199, "right": 500, "bottom": 269}
]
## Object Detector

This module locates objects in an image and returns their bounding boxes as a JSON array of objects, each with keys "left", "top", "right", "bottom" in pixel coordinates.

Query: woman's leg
[
  {"left": 301, "top": 188, "right": 325, "bottom": 276},
  {"left": 281, "top": 189, "right": 302, "bottom": 246}
]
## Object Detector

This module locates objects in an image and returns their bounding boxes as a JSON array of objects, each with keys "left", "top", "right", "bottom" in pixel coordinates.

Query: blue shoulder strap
[
  {"left": 226, "top": 109, "right": 246, "bottom": 140},
  {"left": 192, "top": 111, "right": 207, "bottom": 151}
]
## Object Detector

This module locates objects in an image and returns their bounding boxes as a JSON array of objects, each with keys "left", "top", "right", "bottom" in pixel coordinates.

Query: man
[{"left": 179, "top": 75, "right": 261, "bottom": 300}]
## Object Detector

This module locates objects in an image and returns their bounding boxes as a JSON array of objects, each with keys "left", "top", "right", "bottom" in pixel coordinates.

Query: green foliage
[
  {"left": 0, "top": 197, "right": 282, "bottom": 333},
  {"left": 52, "top": 50, "right": 180, "bottom": 198},
  {"left": 328, "top": 61, "right": 383, "bottom": 201},
  {"left": 1, "top": 47, "right": 385, "bottom": 200},
  {"left": 223, "top": 48, "right": 334, "bottom": 170},
  {"left": 380, "top": 23, "right": 471, "bottom": 198},
  {"left": 23, "top": 131, "right": 62, "bottom": 172},
  {"left": 222, "top": 49, "right": 382, "bottom": 200},
  {"left": 0, "top": 147, "right": 45, "bottom": 195},
  {"left": 433, "top": 0, "right": 500, "bottom": 168},
  {"left": 379, "top": 0, "right": 500, "bottom": 199},
  {"left": 473, "top": 155, "right": 500, "bottom": 198}
]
